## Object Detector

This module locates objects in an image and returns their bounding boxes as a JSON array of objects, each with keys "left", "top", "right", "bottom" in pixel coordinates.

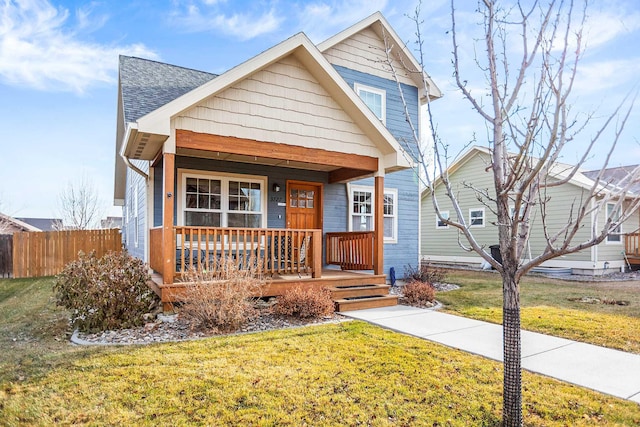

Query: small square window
[{"left": 436, "top": 211, "right": 450, "bottom": 229}]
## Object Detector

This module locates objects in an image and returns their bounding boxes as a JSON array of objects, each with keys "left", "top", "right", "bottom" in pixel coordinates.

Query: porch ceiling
[
  {"left": 178, "top": 148, "right": 336, "bottom": 172},
  {"left": 175, "top": 129, "right": 379, "bottom": 183}
]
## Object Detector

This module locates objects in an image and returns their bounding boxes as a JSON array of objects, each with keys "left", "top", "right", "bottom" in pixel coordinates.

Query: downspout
[
  {"left": 122, "top": 155, "right": 149, "bottom": 180},
  {"left": 120, "top": 123, "right": 150, "bottom": 264},
  {"left": 120, "top": 123, "right": 149, "bottom": 180}
]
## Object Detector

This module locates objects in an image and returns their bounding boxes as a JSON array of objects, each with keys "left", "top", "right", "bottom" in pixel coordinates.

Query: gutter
[{"left": 120, "top": 123, "right": 149, "bottom": 180}]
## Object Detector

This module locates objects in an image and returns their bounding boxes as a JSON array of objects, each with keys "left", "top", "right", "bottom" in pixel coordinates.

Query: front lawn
[
  {"left": 1, "top": 277, "right": 639, "bottom": 426},
  {"left": 437, "top": 269, "right": 640, "bottom": 353}
]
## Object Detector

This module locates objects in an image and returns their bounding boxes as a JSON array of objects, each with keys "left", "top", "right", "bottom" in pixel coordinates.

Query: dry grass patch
[{"left": 2, "top": 322, "right": 639, "bottom": 426}]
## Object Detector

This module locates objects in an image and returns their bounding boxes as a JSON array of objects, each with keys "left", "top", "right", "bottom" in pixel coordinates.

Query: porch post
[
  {"left": 312, "top": 230, "right": 322, "bottom": 278},
  {"left": 162, "top": 152, "right": 175, "bottom": 284},
  {"left": 374, "top": 175, "right": 384, "bottom": 275}
]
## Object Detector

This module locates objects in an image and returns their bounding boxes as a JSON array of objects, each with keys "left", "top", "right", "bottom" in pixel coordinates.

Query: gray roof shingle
[
  {"left": 119, "top": 56, "right": 217, "bottom": 123},
  {"left": 584, "top": 165, "right": 640, "bottom": 194}
]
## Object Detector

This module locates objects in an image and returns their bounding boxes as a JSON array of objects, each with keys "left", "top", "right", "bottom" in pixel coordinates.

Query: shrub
[
  {"left": 402, "top": 281, "right": 436, "bottom": 307},
  {"left": 404, "top": 263, "right": 447, "bottom": 284},
  {"left": 54, "top": 250, "right": 157, "bottom": 333},
  {"left": 274, "top": 287, "right": 335, "bottom": 319},
  {"left": 178, "top": 257, "right": 265, "bottom": 333}
]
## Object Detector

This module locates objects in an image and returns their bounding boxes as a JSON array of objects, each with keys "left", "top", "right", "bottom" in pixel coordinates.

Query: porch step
[
  {"left": 334, "top": 295, "right": 399, "bottom": 312},
  {"left": 327, "top": 284, "right": 391, "bottom": 299}
]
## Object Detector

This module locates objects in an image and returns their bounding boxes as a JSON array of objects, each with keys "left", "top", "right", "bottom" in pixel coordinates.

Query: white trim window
[
  {"left": 383, "top": 190, "right": 398, "bottom": 242},
  {"left": 469, "top": 208, "right": 485, "bottom": 227},
  {"left": 134, "top": 188, "right": 139, "bottom": 247},
  {"left": 510, "top": 205, "right": 525, "bottom": 221},
  {"left": 348, "top": 185, "right": 397, "bottom": 243},
  {"left": 436, "top": 211, "right": 449, "bottom": 229},
  {"left": 354, "top": 83, "right": 386, "bottom": 125},
  {"left": 179, "top": 170, "right": 267, "bottom": 228},
  {"left": 606, "top": 202, "right": 622, "bottom": 244}
]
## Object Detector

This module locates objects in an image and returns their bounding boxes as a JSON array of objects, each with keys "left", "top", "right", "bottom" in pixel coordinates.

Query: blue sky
[{"left": 1, "top": 0, "right": 638, "bottom": 219}]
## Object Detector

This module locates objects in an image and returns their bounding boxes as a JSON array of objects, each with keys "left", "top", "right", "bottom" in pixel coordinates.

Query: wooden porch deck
[
  {"left": 625, "top": 232, "right": 640, "bottom": 267},
  {"left": 149, "top": 269, "right": 396, "bottom": 312}
]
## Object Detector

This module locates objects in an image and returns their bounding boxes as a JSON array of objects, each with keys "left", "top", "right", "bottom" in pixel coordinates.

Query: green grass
[
  {"left": 1, "top": 277, "right": 639, "bottom": 426},
  {"left": 437, "top": 269, "right": 640, "bottom": 353}
]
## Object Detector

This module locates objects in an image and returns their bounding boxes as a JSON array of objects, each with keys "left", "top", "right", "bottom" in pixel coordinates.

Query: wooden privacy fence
[
  {"left": 0, "top": 235, "right": 12, "bottom": 278},
  {"left": 12, "top": 229, "right": 122, "bottom": 278}
]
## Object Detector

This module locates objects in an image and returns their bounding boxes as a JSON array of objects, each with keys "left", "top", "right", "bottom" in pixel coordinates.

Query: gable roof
[
  {"left": 318, "top": 11, "right": 442, "bottom": 100},
  {"left": 119, "top": 56, "right": 217, "bottom": 123},
  {"left": 584, "top": 165, "right": 640, "bottom": 194},
  {"left": 122, "top": 32, "right": 411, "bottom": 169},
  {"left": 115, "top": 12, "right": 440, "bottom": 203},
  {"left": 421, "top": 145, "right": 632, "bottom": 198},
  {"left": 0, "top": 213, "right": 42, "bottom": 233},
  {"left": 14, "top": 217, "right": 61, "bottom": 232}
]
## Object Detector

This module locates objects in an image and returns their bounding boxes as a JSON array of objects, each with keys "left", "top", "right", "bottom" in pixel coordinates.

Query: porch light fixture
[{"left": 272, "top": 183, "right": 281, "bottom": 193}]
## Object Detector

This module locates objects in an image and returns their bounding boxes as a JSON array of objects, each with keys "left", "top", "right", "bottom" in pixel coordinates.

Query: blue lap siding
[{"left": 333, "top": 65, "right": 422, "bottom": 277}]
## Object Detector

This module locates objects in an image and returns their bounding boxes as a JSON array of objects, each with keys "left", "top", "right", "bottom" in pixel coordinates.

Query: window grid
[
  {"left": 181, "top": 173, "right": 265, "bottom": 228},
  {"left": 349, "top": 186, "right": 397, "bottom": 242}
]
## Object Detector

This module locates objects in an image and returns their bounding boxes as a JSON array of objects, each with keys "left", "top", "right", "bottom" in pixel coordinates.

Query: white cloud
[
  {"left": 296, "top": 0, "right": 389, "bottom": 42},
  {"left": 75, "top": 2, "right": 109, "bottom": 32},
  {"left": 0, "top": 0, "right": 157, "bottom": 94},
  {"left": 170, "top": 1, "right": 282, "bottom": 40},
  {"left": 574, "top": 58, "right": 640, "bottom": 96},
  {"left": 583, "top": 3, "right": 640, "bottom": 49}
]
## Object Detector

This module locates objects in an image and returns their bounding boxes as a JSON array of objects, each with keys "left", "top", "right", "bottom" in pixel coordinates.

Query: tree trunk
[{"left": 503, "top": 273, "right": 522, "bottom": 426}]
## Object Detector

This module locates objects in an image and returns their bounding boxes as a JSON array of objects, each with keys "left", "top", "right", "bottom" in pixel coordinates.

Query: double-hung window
[
  {"left": 606, "top": 202, "right": 622, "bottom": 243},
  {"left": 180, "top": 171, "right": 266, "bottom": 228},
  {"left": 348, "top": 185, "right": 397, "bottom": 243},
  {"left": 469, "top": 208, "right": 485, "bottom": 227},
  {"left": 354, "top": 83, "right": 386, "bottom": 125}
]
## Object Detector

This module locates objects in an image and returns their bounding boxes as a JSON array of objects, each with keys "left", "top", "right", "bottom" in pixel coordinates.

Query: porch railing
[
  {"left": 325, "top": 231, "right": 375, "bottom": 270},
  {"left": 169, "top": 226, "right": 322, "bottom": 279},
  {"left": 625, "top": 232, "right": 640, "bottom": 258}
]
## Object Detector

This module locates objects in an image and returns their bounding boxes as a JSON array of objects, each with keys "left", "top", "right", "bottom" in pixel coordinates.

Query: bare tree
[
  {"left": 56, "top": 175, "right": 103, "bottom": 230},
  {"left": 383, "top": 1, "right": 639, "bottom": 425}
]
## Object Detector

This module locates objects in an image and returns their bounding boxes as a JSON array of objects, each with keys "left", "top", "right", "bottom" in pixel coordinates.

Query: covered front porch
[{"left": 144, "top": 129, "right": 401, "bottom": 311}]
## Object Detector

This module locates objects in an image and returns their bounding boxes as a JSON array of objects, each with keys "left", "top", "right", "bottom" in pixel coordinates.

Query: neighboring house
[
  {"left": 14, "top": 217, "right": 62, "bottom": 232},
  {"left": 0, "top": 213, "right": 42, "bottom": 234},
  {"left": 420, "top": 146, "right": 640, "bottom": 275},
  {"left": 114, "top": 12, "right": 442, "bottom": 310},
  {"left": 101, "top": 216, "right": 123, "bottom": 229}
]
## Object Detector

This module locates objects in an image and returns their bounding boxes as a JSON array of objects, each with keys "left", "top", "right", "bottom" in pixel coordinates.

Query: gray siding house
[{"left": 114, "top": 13, "right": 441, "bottom": 309}]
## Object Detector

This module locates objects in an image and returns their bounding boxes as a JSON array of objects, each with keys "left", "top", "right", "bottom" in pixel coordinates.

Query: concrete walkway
[{"left": 341, "top": 305, "right": 640, "bottom": 404}]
